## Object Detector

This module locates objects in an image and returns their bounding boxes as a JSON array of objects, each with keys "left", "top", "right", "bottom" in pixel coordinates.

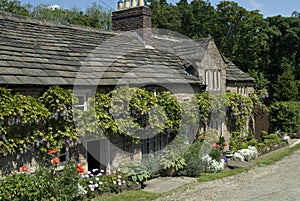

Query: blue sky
[{"left": 19, "top": 0, "right": 300, "bottom": 17}]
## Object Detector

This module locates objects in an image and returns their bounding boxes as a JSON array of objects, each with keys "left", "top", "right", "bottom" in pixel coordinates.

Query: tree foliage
[
  {"left": 147, "top": 0, "right": 300, "bottom": 104},
  {"left": 0, "top": 0, "right": 30, "bottom": 16}
]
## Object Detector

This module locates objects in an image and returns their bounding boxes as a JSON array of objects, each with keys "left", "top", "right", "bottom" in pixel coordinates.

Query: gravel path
[{"left": 156, "top": 149, "right": 300, "bottom": 201}]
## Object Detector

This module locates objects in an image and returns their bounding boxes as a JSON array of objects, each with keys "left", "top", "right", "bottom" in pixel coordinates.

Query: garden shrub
[
  {"left": 0, "top": 172, "right": 47, "bottom": 201},
  {"left": 0, "top": 161, "right": 84, "bottom": 201},
  {"left": 268, "top": 134, "right": 282, "bottom": 144},
  {"left": 141, "top": 155, "right": 161, "bottom": 177},
  {"left": 259, "top": 131, "right": 282, "bottom": 147},
  {"left": 180, "top": 141, "right": 205, "bottom": 176},
  {"left": 52, "top": 160, "right": 82, "bottom": 201},
  {"left": 238, "top": 141, "right": 249, "bottom": 150},
  {"left": 247, "top": 138, "right": 257, "bottom": 146}
]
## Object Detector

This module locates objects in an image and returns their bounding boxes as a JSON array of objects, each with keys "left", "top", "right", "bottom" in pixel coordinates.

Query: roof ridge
[{"left": 0, "top": 10, "right": 115, "bottom": 35}]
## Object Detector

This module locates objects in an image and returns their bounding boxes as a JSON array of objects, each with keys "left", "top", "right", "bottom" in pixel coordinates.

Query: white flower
[
  {"left": 95, "top": 177, "right": 99, "bottom": 181},
  {"left": 232, "top": 152, "right": 244, "bottom": 161},
  {"left": 77, "top": 183, "right": 87, "bottom": 196},
  {"left": 200, "top": 154, "right": 224, "bottom": 173},
  {"left": 237, "top": 146, "right": 258, "bottom": 161}
]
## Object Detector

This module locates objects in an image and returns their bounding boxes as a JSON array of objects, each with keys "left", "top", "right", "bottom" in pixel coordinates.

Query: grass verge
[
  {"left": 93, "top": 190, "right": 160, "bottom": 201},
  {"left": 256, "top": 143, "right": 300, "bottom": 165},
  {"left": 95, "top": 143, "right": 300, "bottom": 201},
  {"left": 197, "top": 166, "right": 250, "bottom": 182}
]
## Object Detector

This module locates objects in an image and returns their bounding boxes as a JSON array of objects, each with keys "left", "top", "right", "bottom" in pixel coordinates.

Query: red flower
[
  {"left": 223, "top": 142, "right": 228, "bottom": 146},
  {"left": 19, "top": 165, "right": 28, "bottom": 172},
  {"left": 51, "top": 157, "right": 60, "bottom": 164},
  {"left": 215, "top": 144, "right": 221, "bottom": 149},
  {"left": 77, "top": 163, "right": 85, "bottom": 173},
  {"left": 48, "top": 149, "right": 57, "bottom": 155}
]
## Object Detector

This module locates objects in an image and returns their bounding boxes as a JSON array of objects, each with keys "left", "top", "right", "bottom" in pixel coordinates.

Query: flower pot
[{"left": 165, "top": 167, "right": 177, "bottom": 177}]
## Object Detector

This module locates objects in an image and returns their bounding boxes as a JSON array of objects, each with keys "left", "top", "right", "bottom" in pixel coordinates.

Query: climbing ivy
[
  {"left": 225, "top": 91, "right": 253, "bottom": 132},
  {"left": 79, "top": 86, "right": 182, "bottom": 142},
  {"left": 38, "top": 86, "right": 78, "bottom": 152},
  {"left": 0, "top": 85, "right": 262, "bottom": 155},
  {"left": 0, "top": 88, "right": 49, "bottom": 154}
]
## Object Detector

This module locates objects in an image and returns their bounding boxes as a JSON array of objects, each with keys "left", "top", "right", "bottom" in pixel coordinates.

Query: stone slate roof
[
  {"left": 0, "top": 11, "right": 201, "bottom": 86},
  {"left": 226, "top": 62, "right": 255, "bottom": 82}
]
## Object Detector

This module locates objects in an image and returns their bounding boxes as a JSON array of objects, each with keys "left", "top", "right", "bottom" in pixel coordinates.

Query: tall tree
[
  {"left": 0, "top": 0, "right": 30, "bottom": 16},
  {"left": 214, "top": 1, "right": 269, "bottom": 73},
  {"left": 271, "top": 69, "right": 298, "bottom": 101},
  {"left": 177, "top": 0, "right": 194, "bottom": 37},
  {"left": 149, "top": 0, "right": 181, "bottom": 32},
  {"left": 190, "top": 0, "right": 216, "bottom": 38}
]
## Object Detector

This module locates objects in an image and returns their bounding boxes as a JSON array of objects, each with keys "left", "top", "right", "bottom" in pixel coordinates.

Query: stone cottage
[{"left": 0, "top": 0, "right": 255, "bottom": 173}]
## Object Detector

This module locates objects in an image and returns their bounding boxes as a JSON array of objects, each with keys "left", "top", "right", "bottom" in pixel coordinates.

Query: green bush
[
  {"left": 256, "top": 142, "right": 266, "bottom": 152},
  {"left": 260, "top": 132, "right": 282, "bottom": 146},
  {"left": 270, "top": 101, "right": 299, "bottom": 133},
  {"left": 248, "top": 138, "right": 257, "bottom": 146},
  {"left": 52, "top": 160, "right": 82, "bottom": 200},
  {"left": 141, "top": 155, "right": 161, "bottom": 177},
  {"left": 268, "top": 134, "right": 282, "bottom": 144},
  {"left": 238, "top": 142, "right": 249, "bottom": 149},
  {"left": 0, "top": 168, "right": 57, "bottom": 201},
  {"left": 0, "top": 161, "right": 83, "bottom": 201},
  {"left": 179, "top": 141, "right": 205, "bottom": 177}
]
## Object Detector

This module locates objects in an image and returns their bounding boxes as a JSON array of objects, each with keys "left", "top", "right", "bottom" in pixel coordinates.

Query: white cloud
[
  {"left": 48, "top": 4, "right": 61, "bottom": 10},
  {"left": 248, "top": 0, "right": 262, "bottom": 9}
]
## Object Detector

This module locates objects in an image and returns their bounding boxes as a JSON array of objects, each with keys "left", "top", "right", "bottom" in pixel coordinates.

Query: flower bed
[{"left": 0, "top": 149, "right": 139, "bottom": 201}]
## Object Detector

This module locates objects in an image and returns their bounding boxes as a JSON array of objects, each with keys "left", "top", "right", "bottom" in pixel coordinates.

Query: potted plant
[{"left": 160, "top": 150, "right": 186, "bottom": 177}]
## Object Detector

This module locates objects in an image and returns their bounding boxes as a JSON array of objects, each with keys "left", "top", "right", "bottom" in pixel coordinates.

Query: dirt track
[{"left": 156, "top": 149, "right": 300, "bottom": 201}]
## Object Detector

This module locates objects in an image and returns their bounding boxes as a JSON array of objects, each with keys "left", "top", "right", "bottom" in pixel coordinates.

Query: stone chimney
[{"left": 112, "top": 0, "right": 152, "bottom": 39}]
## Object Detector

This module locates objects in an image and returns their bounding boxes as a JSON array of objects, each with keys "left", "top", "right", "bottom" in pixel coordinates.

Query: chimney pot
[
  {"left": 117, "top": 0, "right": 123, "bottom": 10},
  {"left": 138, "top": 0, "right": 145, "bottom": 6},
  {"left": 124, "top": 0, "right": 130, "bottom": 9},
  {"left": 132, "top": 0, "right": 137, "bottom": 7}
]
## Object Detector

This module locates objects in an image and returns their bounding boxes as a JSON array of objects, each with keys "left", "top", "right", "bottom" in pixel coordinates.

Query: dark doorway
[{"left": 87, "top": 140, "right": 107, "bottom": 172}]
